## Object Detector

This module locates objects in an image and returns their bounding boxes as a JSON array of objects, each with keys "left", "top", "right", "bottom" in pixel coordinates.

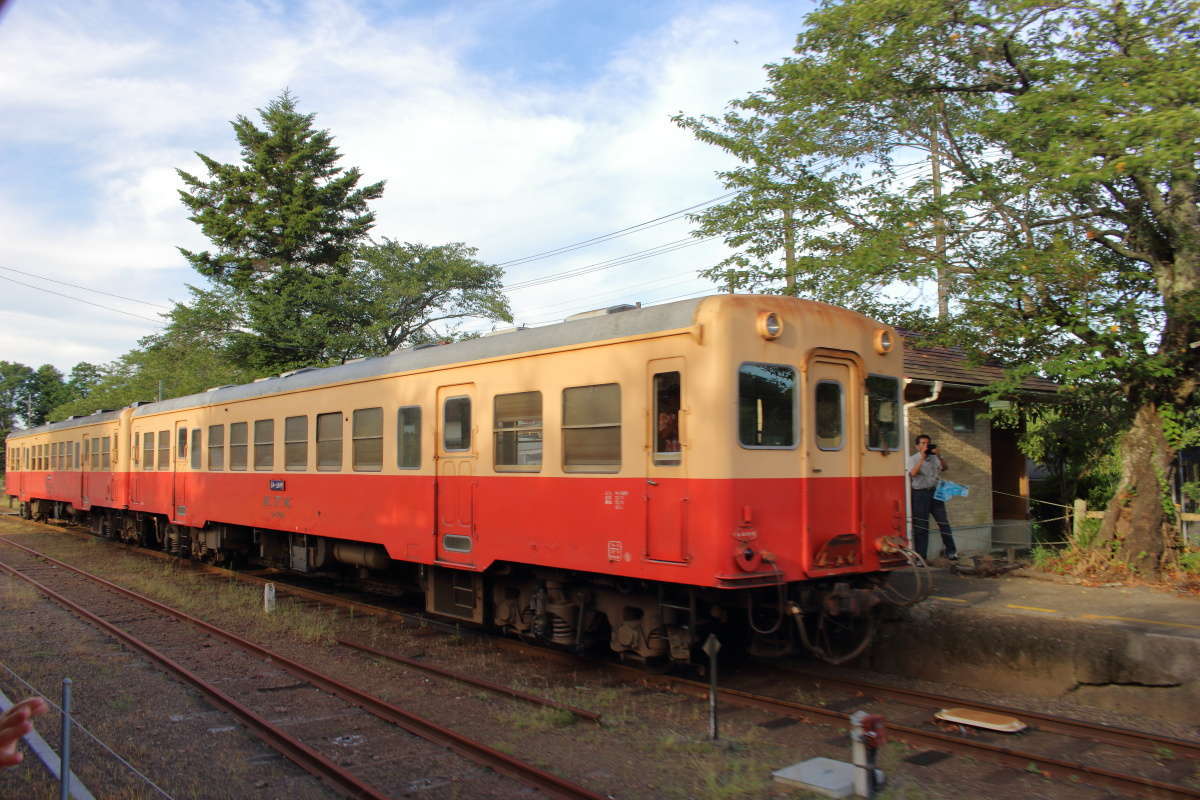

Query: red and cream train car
[{"left": 5, "top": 295, "right": 913, "bottom": 663}]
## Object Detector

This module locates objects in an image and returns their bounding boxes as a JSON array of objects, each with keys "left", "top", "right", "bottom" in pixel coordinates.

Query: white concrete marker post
[{"left": 263, "top": 583, "right": 276, "bottom": 614}]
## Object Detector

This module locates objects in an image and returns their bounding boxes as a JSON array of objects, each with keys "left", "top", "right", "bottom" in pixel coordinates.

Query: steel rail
[
  {"left": 20, "top": 522, "right": 1200, "bottom": 798},
  {"left": 771, "top": 667, "right": 1200, "bottom": 761},
  {"left": 626, "top": 671, "right": 1200, "bottom": 800},
  {"left": 0, "top": 555, "right": 390, "bottom": 800},
  {"left": 0, "top": 537, "right": 606, "bottom": 800},
  {"left": 338, "top": 638, "right": 602, "bottom": 723}
]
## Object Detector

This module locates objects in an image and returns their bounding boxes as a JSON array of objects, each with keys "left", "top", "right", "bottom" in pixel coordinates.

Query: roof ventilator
[{"left": 565, "top": 303, "right": 640, "bottom": 322}]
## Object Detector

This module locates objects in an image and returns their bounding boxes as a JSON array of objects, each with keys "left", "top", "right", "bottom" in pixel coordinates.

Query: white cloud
[{"left": 0, "top": 0, "right": 803, "bottom": 370}]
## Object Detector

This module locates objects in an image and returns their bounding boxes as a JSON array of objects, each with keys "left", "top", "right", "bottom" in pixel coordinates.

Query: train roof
[
  {"left": 7, "top": 297, "right": 715, "bottom": 438},
  {"left": 7, "top": 408, "right": 124, "bottom": 439},
  {"left": 130, "top": 297, "right": 707, "bottom": 418}
]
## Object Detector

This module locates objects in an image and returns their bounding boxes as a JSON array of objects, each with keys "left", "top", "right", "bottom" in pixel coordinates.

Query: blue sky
[{"left": 0, "top": 0, "right": 812, "bottom": 373}]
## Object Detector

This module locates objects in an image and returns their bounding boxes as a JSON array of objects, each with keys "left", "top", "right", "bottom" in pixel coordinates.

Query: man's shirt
[{"left": 907, "top": 452, "right": 942, "bottom": 490}]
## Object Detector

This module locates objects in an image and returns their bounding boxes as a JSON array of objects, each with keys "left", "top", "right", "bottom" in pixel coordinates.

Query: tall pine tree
[{"left": 177, "top": 90, "right": 385, "bottom": 371}]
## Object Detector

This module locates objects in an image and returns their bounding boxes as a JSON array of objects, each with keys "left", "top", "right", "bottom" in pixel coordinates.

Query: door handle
[{"left": 646, "top": 479, "right": 658, "bottom": 486}]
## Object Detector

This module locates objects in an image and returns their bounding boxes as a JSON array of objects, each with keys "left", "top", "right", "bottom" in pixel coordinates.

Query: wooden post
[{"left": 1072, "top": 499, "right": 1087, "bottom": 540}]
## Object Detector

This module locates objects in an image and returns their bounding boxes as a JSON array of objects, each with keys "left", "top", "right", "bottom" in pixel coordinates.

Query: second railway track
[
  {"left": 0, "top": 534, "right": 605, "bottom": 800},
  {"left": 9, "top": 518, "right": 1200, "bottom": 800}
]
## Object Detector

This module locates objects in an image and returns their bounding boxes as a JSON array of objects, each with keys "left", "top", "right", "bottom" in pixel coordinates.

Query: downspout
[{"left": 902, "top": 380, "right": 944, "bottom": 544}]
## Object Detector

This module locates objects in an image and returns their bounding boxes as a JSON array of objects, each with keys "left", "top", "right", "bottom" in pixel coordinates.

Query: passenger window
[
  {"left": 352, "top": 408, "right": 383, "bottom": 472},
  {"left": 284, "top": 416, "right": 308, "bottom": 471},
  {"left": 815, "top": 381, "right": 844, "bottom": 450},
  {"left": 397, "top": 407, "right": 421, "bottom": 469},
  {"left": 102, "top": 436, "right": 112, "bottom": 470},
  {"left": 156, "top": 431, "right": 168, "bottom": 470},
  {"left": 208, "top": 425, "right": 225, "bottom": 470},
  {"left": 866, "top": 375, "right": 900, "bottom": 451},
  {"left": 177, "top": 428, "right": 188, "bottom": 460},
  {"left": 443, "top": 397, "right": 471, "bottom": 451},
  {"left": 229, "top": 422, "right": 248, "bottom": 471},
  {"left": 254, "top": 419, "right": 274, "bottom": 471},
  {"left": 653, "top": 372, "right": 682, "bottom": 465},
  {"left": 494, "top": 392, "right": 542, "bottom": 471},
  {"left": 74, "top": 442, "right": 80, "bottom": 470},
  {"left": 316, "top": 412, "right": 343, "bottom": 471},
  {"left": 143, "top": 432, "right": 154, "bottom": 471},
  {"left": 190, "top": 429, "right": 201, "bottom": 470},
  {"left": 738, "top": 363, "right": 797, "bottom": 447},
  {"left": 563, "top": 383, "right": 621, "bottom": 472}
]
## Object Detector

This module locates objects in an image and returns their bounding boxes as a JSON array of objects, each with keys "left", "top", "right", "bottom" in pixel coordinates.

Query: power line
[
  {"left": 503, "top": 236, "right": 717, "bottom": 292},
  {"left": 493, "top": 191, "right": 736, "bottom": 269},
  {"left": 0, "top": 274, "right": 165, "bottom": 325},
  {"left": 0, "top": 265, "right": 173, "bottom": 310}
]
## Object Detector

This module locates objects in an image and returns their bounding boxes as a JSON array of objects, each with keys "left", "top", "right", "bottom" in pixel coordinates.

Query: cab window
[
  {"left": 866, "top": 375, "right": 900, "bottom": 451},
  {"left": 738, "top": 363, "right": 796, "bottom": 448}
]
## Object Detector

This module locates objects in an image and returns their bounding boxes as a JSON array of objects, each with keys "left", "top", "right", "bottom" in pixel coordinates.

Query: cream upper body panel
[{"left": 115, "top": 295, "right": 903, "bottom": 482}]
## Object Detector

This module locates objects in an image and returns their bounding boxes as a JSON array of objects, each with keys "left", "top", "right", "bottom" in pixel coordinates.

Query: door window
[
  {"left": 815, "top": 380, "right": 844, "bottom": 451},
  {"left": 443, "top": 397, "right": 471, "bottom": 452},
  {"left": 653, "top": 372, "right": 681, "bottom": 465}
]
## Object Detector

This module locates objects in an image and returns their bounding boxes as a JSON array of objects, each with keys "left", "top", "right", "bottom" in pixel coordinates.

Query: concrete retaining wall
[{"left": 868, "top": 603, "right": 1200, "bottom": 725}]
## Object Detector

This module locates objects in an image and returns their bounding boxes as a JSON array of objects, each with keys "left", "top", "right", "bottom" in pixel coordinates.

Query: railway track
[
  {"left": 10, "top": 518, "right": 1200, "bottom": 799},
  {"left": 0, "top": 535, "right": 606, "bottom": 800}
]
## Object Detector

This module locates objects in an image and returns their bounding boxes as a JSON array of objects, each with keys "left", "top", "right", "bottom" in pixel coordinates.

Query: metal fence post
[{"left": 59, "top": 678, "right": 72, "bottom": 800}]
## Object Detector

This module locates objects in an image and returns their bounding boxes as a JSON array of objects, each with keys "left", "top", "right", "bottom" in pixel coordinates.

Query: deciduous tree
[{"left": 679, "top": 0, "right": 1199, "bottom": 575}]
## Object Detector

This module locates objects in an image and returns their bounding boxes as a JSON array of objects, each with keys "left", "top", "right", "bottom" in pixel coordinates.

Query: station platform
[{"left": 873, "top": 566, "right": 1200, "bottom": 726}]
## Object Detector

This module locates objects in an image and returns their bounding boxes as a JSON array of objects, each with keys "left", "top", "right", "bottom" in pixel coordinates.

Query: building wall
[{"left": 908, "top": 399, "right": 994, "bottom": 556}]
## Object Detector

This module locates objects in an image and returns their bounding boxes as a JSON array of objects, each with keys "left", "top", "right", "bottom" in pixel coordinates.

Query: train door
[
  {"left": 435, "top": 384, "right": 476, "bottom": 565},
  {"left": 805, "top": 354, "right": 861, "bottom": 541},
  {"left": 172, "top": 420, "right": 189, "bottom": 522},
  {"left": 645, "top": 359, "right": 689, "bottom": 562}
]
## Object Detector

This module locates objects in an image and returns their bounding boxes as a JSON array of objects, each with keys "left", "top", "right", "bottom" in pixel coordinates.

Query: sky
[{"left": 0, "top": 0, "right": 814, "bottom": 375}]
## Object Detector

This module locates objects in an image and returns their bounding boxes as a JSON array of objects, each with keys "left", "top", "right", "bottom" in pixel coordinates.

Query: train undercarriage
[{"left": 16, "top": 498, "right": 924, "bottom": 665}]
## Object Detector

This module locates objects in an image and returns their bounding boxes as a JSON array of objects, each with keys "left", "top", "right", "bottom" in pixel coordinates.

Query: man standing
[{"left": 907, "top": 434, "right": 958, "bottom": 561}]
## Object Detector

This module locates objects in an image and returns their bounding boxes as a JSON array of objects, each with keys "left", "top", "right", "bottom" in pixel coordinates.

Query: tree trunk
[
  {"left": 783, "top": 204, "right": 797, "bottom": 296},
  {"left": 1096, "top": 402, "right": 1179, "bottom": 576}
]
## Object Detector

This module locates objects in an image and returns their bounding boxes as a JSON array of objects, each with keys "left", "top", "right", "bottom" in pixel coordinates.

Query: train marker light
[
  {"left": 757, "top": 311, "right": 783, "bottom": 340},
  {"left": 873, "top": 329, "right": 894, "bottom": 354}
]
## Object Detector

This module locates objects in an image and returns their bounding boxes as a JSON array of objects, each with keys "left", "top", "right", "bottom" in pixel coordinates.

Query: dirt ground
[{"left": 1, "top": 513, "right": 1196, "bottom": 799}]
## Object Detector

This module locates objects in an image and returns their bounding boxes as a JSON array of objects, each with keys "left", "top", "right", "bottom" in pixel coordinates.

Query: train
[{"left": 4, "top": 294, "right": 921, "bottom": 664}]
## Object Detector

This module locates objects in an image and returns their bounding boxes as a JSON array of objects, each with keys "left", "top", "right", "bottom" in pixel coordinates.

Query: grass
[{"left": 498, "top": 704, "right": 577, "bottom": 731}]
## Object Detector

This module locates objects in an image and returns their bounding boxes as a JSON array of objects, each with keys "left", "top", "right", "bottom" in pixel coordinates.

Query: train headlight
[
  {"left": 873, "top": 329, "right": 894, "bottom": 354},
  {"left": 757, "top": 311, "right": 783, "bottom": 340}
]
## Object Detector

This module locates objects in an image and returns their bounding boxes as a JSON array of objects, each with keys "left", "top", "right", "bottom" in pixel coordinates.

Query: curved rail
[
  {"left": 0, "top": 536, "right": 607, "bottom": 800},
  {"left": 16, "top": 520, "right": 1200, "bottom": 799}
]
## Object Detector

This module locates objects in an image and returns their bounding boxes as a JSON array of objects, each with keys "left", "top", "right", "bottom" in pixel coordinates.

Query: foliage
[
  {"left": 176, "top": 90, "right": 385, "bottom": 372},
  {"left": 348, "top": 238, "right": 512, "bottom": 355},
  {"left": 678, "top": 0, "right": 1200, "bottom": 574}
]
